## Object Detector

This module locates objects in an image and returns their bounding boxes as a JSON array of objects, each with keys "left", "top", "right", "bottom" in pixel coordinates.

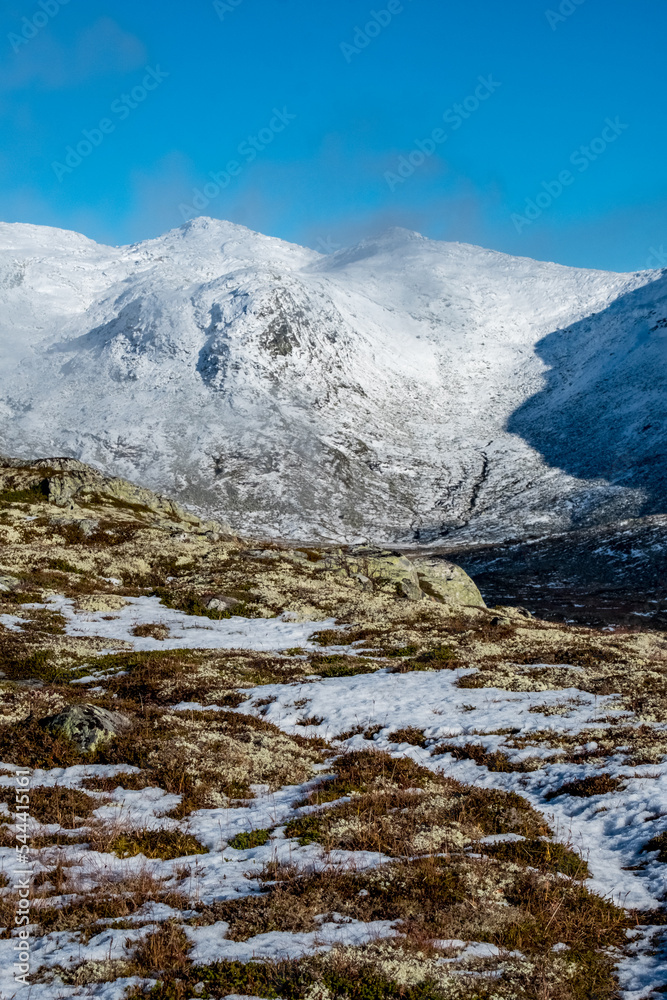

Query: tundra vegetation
[{"left": 0, "top": 458, "right": 665, "bottom": 999}]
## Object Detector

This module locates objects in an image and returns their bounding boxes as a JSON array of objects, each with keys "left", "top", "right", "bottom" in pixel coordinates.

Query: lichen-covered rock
[
  {"left": 342, "top": 547, "right": 484, "bottom": 605},
  {"left": 206, "top": 596, "right": 239, "bottom": 611},
  {"left": 41, "top": 466, "right": 201, "bottom": 524},
  {"left": 41, "top": 704, "right": 131, "bottom": 752},
  {"left": 50, "top": 516, "right": 99, "bottom": 536},
  {"left": 411, "top": 556, "right": 485, "bottom": 607},
  {"left": 0, "top": 455, "right": 228, "bottom": 536},
  {"left": 397, "top": 578, "right": 423, "bottom": 601},
  {"left": 346, "top": 547, "right": 424, "bottom": 601}
]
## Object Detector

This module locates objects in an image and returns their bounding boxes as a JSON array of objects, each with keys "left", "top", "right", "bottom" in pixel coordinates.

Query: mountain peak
[{"left": 0, "top": 218, "right": 663, "bottom": 548}]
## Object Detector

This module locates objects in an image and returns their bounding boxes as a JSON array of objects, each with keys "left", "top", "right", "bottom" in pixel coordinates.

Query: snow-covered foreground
[
  {"left": 224, "top": 669, "right": 667, "bottom": 998},
  {"left": 1, "top": 594, "right": 341, "bottom": 653},
  {"left": 176, "top": 667, "right": 666, "bottom": 910},
  {"left": 1, "top": 601, "right": 666, "bottom": 998}
]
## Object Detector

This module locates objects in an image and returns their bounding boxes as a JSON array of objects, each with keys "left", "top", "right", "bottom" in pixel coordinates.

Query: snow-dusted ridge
[{"left": 0, "top": 217, "right": 665, "bottom": 545}]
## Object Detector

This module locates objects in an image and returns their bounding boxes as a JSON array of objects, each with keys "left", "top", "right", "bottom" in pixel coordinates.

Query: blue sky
[{"left": 1, "top": 0, "right": 665, "bottom": 270}]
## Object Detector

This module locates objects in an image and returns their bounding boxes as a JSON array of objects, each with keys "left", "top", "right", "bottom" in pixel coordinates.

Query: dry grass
[
  {"left": 125, "top": 924, "right": 624, "bottom": 1000},
  {"left": 336, "top": 724, "right": 383, "bottom": 741},
  {"left": 227, "top": 828, "right": 271, "bottom": 850},
  {"left": 641, "top": 830, "right": 667, "bottom": 863},
  {"left": 0, "top": 712, "right": 84, "bottom": 768},
  {"left": 432, "top": 742, "right": 542, "bottom": 773},
  {"left": 35, "top": 871, "right": 188, "bottom": 939},
  {"left": 81, "top": 771, "right": 152, "bottom": 792},
  {"left": 105, "top": 829, "right": 208, "bottom": 860},
  {"left": 130, "top": 623, "right": 170, "bottom": 640},
  {"left": 285, "top": 786, "right": 548, "bottom": 857},
  {"left": 20, "top": 785, "right": 99, "bottom": 827},
  {"left": 130, "top": 921, "right": 192, "bottom": 977},
  {"left": 295, "top": 749, "right": 436, "bottom": 805},
  {"left": 505, "top": 724, "right": 667, "bottom": 767},
  {"left": 544, "top": 774, "right": 624, "bottom": 801},
  {"left": 387, "top": 726, "right": 429, "bottom": 747},
  {"left": 479, "top": 837, "right": 589, "bottom": 878},
  {"left": 285, "top": 750, "right": 549, "bottom": 856},
  {"left": 196, "top": 852, "right": 613, "bottom": 950}
]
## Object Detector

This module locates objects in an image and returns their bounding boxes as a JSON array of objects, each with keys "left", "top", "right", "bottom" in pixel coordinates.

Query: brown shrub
[
  {"left": 432, "top": 742, "right": 538, "bottom": 773},
  {"left": 130, "top": 623, "right": 170, "bottom": 641},
  {"left": 131, "top": 921, "right": 191, "bottom": 976},
  {"left": 544, "top": 774, "right": 623, "bottom": 801}
]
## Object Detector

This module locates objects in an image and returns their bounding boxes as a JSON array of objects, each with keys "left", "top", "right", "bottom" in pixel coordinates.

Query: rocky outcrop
[
  {"left": 244, "top": 544, "right": 485, "bottom": 606},
  {"left": 0, "top": 456, "right": 225, "bottom": 536},
  {"left": 40, "top": 704, "right": 131, "bottom": 752},
  {"left": 346, "top": 547, "right": 424, "bottom": 601},
  {"left": 411, "top": 555, "right": 486, "bottom": 607},
  {"left": 347, "top": 547, "right": 485, "bottom": 606}
]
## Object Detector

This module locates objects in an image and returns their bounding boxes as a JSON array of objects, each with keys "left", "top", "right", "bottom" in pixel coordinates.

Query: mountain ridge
[{"left": 0, "top": 217, "right": 664, "bottom": 550}]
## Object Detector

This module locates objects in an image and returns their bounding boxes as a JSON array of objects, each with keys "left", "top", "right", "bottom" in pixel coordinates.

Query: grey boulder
[{"left": 41, "top": 704, "right": 131, "bottom": 752}]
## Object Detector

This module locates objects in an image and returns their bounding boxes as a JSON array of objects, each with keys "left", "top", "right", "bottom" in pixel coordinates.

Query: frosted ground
[
  {"left": 0, "top": 601, "right": 666, "bottom": 1000},
  {"left": 1, "top": 595, "right": 341, "bottom": 654}
]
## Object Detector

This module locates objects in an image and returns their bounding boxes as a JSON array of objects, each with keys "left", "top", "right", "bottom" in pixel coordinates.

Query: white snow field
[
  {"left": 0, "top": 218, "right": 665, "bottom": 545},
  {"left": 1, "top": 594, "right": 341, "bottom": 653}
]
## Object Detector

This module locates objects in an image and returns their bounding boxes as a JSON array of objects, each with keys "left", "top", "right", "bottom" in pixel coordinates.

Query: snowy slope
[{"left": 0, "top": 217, "right": 665, "bottom": 544}]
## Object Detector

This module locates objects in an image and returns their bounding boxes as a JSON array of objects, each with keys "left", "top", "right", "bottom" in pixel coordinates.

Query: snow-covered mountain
[{"left": 0, "top": 217, "right": 665, "bottom": 545}]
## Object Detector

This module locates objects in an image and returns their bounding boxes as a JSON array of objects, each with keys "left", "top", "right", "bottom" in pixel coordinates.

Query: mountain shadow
[{"left": 506, "top": 270, "right": 667, "bottom": 516}]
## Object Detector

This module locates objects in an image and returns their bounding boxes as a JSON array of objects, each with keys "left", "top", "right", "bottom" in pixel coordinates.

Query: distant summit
[{"left": 0, "top": 218, "right": 664, "bottom": 545}]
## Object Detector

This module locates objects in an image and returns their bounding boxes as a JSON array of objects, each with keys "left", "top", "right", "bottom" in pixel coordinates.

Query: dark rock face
[
  {"left": 41, "top": 704, "right": 131, "bottom": 752},
  {"left": 441, "top": 515, "right": 667, "bottom": 628}
]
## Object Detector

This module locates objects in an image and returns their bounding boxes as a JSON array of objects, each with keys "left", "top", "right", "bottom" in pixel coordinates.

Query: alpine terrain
[{"left": 0, "top": 218, "right": 665, "bottom": 587}]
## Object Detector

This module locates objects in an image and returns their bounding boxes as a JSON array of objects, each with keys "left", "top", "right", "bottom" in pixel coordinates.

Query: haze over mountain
[{"left": 0, "top": 217, "right": 665, "bottom": 548}]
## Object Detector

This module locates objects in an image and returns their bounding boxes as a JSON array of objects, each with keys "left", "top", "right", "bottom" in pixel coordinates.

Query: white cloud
[{"left": 1, "top": 16, "right": 147, "bottom": 91}]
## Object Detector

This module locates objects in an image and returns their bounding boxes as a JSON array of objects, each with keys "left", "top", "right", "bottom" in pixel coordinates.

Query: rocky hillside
[
  {"left": 0, "top": 219, "right": 665, "bottom": 552},
  {"left": 0, "top": 455, "right": 483, "bottom": 617},
  {"left": 0, "top": 458, "right": 666, "bottom": 998}
]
